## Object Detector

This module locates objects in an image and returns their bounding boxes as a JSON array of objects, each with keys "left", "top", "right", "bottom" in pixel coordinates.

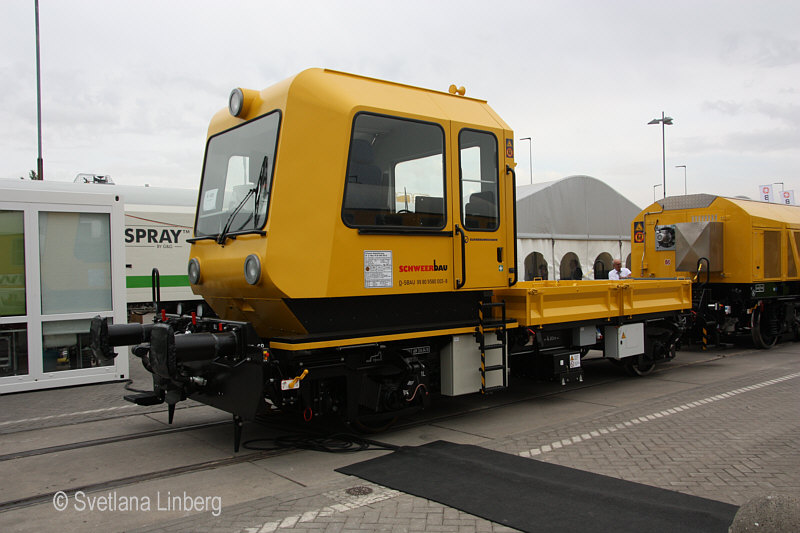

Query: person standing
[{"left": 608, "top": 259, "right": 631, "bottom": 280}]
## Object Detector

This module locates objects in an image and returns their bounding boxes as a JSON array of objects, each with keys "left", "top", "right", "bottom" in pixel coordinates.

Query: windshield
[{"left": 195, "top": 111, "right": 280, "bottom": 238}]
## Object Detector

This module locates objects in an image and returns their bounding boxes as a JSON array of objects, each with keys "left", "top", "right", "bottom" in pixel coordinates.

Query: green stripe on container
[{"left": 126, "top": 275, "right": 190, "bottom": 288}]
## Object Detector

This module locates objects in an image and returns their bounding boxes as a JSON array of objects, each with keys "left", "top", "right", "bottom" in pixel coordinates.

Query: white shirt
[{"left": 609, "top": 267, "right": 631, "bottom": 280}]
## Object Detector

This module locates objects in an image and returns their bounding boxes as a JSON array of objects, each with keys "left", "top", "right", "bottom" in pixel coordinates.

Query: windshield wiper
[
  {"left": 217, "top": 186, "right": 255, "bottom": 244},
  {"left": 216, "top": 156, "right": 269, "bottom": 244},
  {"left": 253, "top": 156, "right": 269, "bottom": 227}
]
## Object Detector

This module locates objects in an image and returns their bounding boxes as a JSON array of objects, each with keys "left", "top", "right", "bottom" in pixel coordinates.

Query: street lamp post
[
  {"left": 35, "top": 0, "right": 44, "bottom": 180},
  {"left": 519, "top": 137, "right": 532, "bottom": 184},
  {"left": 648, "top": 112, "right": 673, "bottom": 198},
  {"left": 653, "top": 184, "right": 662, "bottom": 203},
  {"left": 675, "top": 165, "right": 686, "bottom": 195}
]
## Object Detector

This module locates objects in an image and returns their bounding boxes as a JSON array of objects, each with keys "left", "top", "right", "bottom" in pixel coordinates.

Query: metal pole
[
  {"left": 676, "top": 165, "right": 686, "bottom": 195},
  {"left": 528, "top": 140, "right": 532, "bottom": 185},
  {"left": 660, "top": 112, "right": 666, "bottom": 198},
  {"left": 520, "top": 137, "right": 532, "bottom": 184},
  {"left": 648, "top": 113, "right": 672, "bottom": 200},
  {"left": 35, "top": 0, "right": 43, "bottom": 180}
]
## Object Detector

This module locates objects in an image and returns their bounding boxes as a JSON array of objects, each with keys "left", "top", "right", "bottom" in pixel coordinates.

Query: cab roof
[{"left": 208, "top": 68, "right": 511, "bottom": 136}]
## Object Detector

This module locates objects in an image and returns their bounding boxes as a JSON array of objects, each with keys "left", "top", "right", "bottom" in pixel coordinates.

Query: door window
[{"left": 459, "top": 130, "right": 498, "bottom": 231}]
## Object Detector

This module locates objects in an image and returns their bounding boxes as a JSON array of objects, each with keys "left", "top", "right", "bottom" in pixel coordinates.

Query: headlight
[
  {"left": 229, "top": 88, "right": 244, "bottom": 117},
  {"left": 188, "top": 258, "right": 201, "bottom": 284},
  {"left": 244, "top": 254, "right": 261, "bottom": 285}
]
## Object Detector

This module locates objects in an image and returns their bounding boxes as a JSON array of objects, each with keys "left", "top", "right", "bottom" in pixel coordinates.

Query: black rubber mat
[{"left": 337, "top": 440, "right": 738, "bottom": 533}]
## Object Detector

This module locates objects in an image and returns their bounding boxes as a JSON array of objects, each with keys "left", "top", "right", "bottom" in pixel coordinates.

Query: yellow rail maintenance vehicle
[
  {"left": 91, "top": 69, "right": 691, "bottom": 447},
  {"left": 631, "top": 194, "right": 800, "bottom": 349}
]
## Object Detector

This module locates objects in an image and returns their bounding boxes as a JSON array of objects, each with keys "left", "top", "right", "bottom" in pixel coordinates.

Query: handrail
[
  {"left": 151, "top": 268, "right": 161, "bottom": 309},
  {"left": 506, "top": 164, "right": 518, "bottom": 286},
  {"left": 455, "top": 225, "right": 467, "bottom": 289},
  {"left": 695, "top": 257, "right": 710, "bottom": 286}
]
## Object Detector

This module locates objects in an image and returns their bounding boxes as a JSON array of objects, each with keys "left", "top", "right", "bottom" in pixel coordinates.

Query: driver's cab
[{"left": 187, "top": 69, "right": 516, "bottom": 336}]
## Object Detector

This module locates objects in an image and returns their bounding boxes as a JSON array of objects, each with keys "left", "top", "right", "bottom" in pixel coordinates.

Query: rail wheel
[
  {"left": 751, "top": 305, "right": 778, "bottom": 349},
  {"left": 625, "top": 353, "right": 655, "bottom": 376}
]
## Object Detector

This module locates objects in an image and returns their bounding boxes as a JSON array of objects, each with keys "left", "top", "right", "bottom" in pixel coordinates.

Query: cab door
[{"left": 450, "top": 124, "right": 511, "bottom": 289}]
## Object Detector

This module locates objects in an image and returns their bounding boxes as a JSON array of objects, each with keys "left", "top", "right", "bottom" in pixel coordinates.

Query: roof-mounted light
[
  {"left": 229, "top": 88, "right": 245, "bottom": 117},
  {"left": 228, "top": 87, "right": 261, "bottom": 118}
]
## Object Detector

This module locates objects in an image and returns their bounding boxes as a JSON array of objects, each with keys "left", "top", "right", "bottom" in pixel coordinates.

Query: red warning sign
[
  {"left": 505, "top": 139, "right": 514, "bottom": 158},
  {"left": 633, "top": 221, "right": 644, "bottom": 243}
]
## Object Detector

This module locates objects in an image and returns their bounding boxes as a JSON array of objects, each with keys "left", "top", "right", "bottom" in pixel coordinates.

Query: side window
[
  {"left": 39, "top": 211, "right": 112, "bottom": 314},
  {"left": 459, "top": 130, "right": 499, "bottom": 231},
  {"left": 791, "top": 231, "right": 800, "bottom": 278},
  {"left": 0, "top": 210, "right": 26, "bottom": 317},
  {"left": 342, "top": 114, "right": 445, "bottom": 229},
  {"left": 763, "top": 230, "right": 781, "bottom": 278}
]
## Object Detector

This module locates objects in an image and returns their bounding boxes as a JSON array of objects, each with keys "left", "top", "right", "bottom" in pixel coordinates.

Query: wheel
[
  {"left": 751, "top": 306, "right": 778, "bottom": 349},
  {"left": 625, "top": 353, "right": 655, "bottom": 376}
]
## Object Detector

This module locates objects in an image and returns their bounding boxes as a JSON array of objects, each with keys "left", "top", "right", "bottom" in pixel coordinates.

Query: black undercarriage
[
  {"left": 90, "top": 303, "right": 687, "bottom": 453},
  {"left": 689, "top": 282, "right": 800, "bottom": 349}
]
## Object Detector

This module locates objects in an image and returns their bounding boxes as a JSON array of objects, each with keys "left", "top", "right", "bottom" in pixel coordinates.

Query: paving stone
[
  {"left": 8, "top": 350, "right": 798, "bottom": 533},
  {"left": 131, "top": 364, "right": 797, "bottom": 532}
]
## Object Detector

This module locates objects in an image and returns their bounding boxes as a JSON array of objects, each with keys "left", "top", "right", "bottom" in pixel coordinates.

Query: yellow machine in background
[
  {"left": 93, "top": 69, "right": 690, "bottom": 447},
  {"left": 631, "top": 194, "right": 800, "bottom": 348}
]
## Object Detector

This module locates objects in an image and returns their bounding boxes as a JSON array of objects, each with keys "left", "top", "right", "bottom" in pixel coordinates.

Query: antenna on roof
[{"left": 74, "top": 173, "right": 114, "bottom": 184}]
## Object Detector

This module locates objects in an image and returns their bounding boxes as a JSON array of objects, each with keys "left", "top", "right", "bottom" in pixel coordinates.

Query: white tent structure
[{"left": 515, "top": 175, "right": 641, "bottom": 281}]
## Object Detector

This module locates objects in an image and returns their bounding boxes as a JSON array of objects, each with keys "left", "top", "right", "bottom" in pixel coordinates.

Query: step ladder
[
  {"left": 692, "top": 286, "right": 709, "bottom": 310},
  {"left": 476, "top": 300, "right": 508, "bottom": 394}
]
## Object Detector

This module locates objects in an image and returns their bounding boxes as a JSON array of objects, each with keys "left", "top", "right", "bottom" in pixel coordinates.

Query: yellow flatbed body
[{"left": 494, "top": 279, "right": 692, "bottom": 328}]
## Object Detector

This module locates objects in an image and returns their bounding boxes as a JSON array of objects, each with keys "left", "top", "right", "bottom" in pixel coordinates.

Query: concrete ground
[{"left": 0, "top": 342, "right": 797, "bottom": 532}]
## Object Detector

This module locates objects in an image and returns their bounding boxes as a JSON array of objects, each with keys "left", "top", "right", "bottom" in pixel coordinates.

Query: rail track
[
  {"left": 0, "top": 447, "right": 292, "bottom": 512},
  {"left": 0, "top": 348, "right": 741, "bottom": 514},
  {"left": 0, "top": 420, "right": 231, "bottom": 463}
]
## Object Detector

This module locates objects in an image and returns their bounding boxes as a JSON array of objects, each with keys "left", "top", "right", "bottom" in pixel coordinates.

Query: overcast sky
[{"left": 2, "top": 0, "right": 799, "bottom": 208}]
